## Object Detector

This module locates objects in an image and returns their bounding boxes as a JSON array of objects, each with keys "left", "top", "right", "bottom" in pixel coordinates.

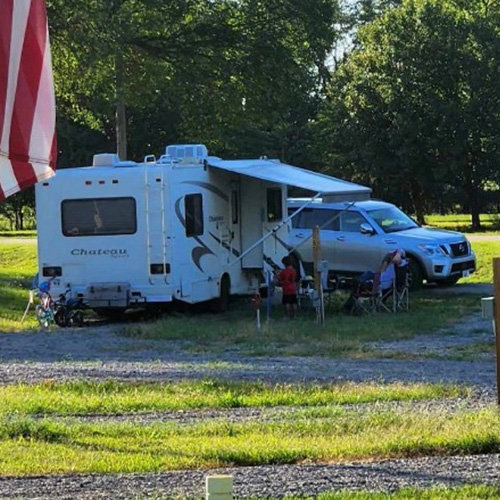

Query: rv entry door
[{"left": 240, "top": 177, "right": 263, "bottom": 269}]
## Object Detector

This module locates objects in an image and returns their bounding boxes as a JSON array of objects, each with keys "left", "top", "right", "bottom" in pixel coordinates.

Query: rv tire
[{"left": 95, "top": 308, "right": 126, "bottom": 320}]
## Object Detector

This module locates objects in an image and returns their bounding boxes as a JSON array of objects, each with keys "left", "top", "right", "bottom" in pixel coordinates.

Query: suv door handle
[
  {"left": 336, "top": 236, "right": 346, "bottom": 241},
  {"left": 296, "top": 233, "right": 304, "bottom": 238}
]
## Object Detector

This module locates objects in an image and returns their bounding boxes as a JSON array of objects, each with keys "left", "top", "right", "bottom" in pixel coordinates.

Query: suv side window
[
  {"left": 340, "top": 211, "right": 369, "bottom": 232},
  {"left": 293, "top": 208, "right": 340, "bottom": 230}
]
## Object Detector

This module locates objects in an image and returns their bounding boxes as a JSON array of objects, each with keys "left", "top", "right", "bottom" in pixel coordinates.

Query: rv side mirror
[{"left": 360, "top": 223, "right": 375, "bottom": 235}]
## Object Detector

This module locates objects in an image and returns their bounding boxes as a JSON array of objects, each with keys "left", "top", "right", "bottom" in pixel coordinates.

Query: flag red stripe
[
  {"left": 0, "top": 184, "right": 5, "bottom": 202},
  {"left": 10, "top": 160, "right": 37, "bottom": 191},
  {"left": 9, "top": 0, "right": 46, "bottom": 167},
  {"left": 0, "top": 0, "right": 14, "bottom": 145}
]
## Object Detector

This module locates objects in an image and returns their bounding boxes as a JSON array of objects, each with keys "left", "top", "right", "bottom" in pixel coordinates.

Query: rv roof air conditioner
[
  {"left": 165, "top": 144, "right": 208, "bottom": 164},
  {"left": 92, "top": 153, "right": 120, "bottom": 167}
]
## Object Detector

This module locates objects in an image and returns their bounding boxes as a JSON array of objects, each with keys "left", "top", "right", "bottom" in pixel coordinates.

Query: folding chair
[
  {"left": 350, "top": 273, "right": 381, "bottom": 315},
  {"left": 394, "top": 262, "right": 409, "bottom": 311},
  {"left": 378, "top": 262, "right": 409, "bottom": 313}
]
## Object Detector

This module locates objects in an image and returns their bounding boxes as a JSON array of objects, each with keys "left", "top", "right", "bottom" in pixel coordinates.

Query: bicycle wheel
[
  {"left": 35, "top": 305, "right": 50, "bottom": 330},
  {"left": 70, "top": 311, "right": 84, "bottom": 327}
]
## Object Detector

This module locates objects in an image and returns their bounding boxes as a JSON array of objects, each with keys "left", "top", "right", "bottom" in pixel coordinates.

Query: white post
[{"left": 206, "top": 475, "right": 233, "bottom": 500}]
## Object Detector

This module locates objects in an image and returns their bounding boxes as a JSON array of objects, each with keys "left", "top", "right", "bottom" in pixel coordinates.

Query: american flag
[{"left": 0, "top": 0, "right": 56, "bottom": 201}]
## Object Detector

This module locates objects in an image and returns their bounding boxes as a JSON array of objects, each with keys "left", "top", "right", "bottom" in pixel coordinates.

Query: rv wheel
[{"left": 211, "top": 275, "right": 230, "bottom": 313}]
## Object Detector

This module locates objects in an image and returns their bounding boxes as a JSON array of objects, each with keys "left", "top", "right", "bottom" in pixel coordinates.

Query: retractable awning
[{"left": 208, "top": 158, "right": 371, "bottom": 197}]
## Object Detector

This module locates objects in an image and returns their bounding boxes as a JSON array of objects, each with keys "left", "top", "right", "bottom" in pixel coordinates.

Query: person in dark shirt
[{"left": 278, "top": 256, "right": 298, "bottom": 318}]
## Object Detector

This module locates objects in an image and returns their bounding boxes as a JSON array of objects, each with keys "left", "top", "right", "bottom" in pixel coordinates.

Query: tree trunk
[
  {"left": 115, "top": 53, "right": 127, "bottom": 160},
  {"left": 410, "top": 180, "right": 426, "bottom": 225},
  {"left": 466, "top": 184, "right": 482, "bottom": 231}
]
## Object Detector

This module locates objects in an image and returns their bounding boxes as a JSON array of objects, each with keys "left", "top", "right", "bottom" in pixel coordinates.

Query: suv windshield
[{"left": 367, "top": 206, "right": 419, "bottom": 233}]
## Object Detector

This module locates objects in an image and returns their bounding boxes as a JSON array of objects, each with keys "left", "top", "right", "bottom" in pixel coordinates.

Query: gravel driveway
[
  {"left": 0, "top": 312, "right": 498, "bottom": 499},
  {"left": 2, "top": 455, "right": 500, "bottom": 500}
]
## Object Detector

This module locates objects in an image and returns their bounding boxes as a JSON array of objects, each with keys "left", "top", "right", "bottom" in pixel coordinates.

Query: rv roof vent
[
  {"left": 93, "top": 153, "right": 120, "bottom": 167},
  {"left": 165, "top": 144, "right": 208, "bottom": 164},
  {"left": 114, "top": 161, "right": 137, "bottom": 168}
]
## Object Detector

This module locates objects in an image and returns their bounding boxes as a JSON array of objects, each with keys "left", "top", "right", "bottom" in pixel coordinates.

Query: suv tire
[
  {"left": 435, "top": 276, "right": 460, "bottom": 287},
  {"left": 408, "top": 257, "right": 424, "bottom": 290}
]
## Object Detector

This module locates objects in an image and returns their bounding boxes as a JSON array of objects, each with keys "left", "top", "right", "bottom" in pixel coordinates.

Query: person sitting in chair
[{"left": 343, "top": 249, "right": 406, "bottom": 312}]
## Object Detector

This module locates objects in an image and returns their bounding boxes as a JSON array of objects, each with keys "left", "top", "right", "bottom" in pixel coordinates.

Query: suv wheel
[
  {"left": 408, "top": 257, "right": 424, "bottom": 290},
  {"left": 435, "top": 276, "right": 460, "bottom": 287}
]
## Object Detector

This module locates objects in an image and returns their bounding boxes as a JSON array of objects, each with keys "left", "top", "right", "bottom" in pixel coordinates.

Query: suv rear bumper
[{"left": 421, "top": 252, "right": 476, "bottom": 280}]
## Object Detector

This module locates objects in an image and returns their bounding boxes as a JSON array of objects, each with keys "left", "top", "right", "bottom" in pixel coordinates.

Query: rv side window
[
  {"left": 267, "top": 188, "right": 283, "bottom": 222},
  {"left": 185, "top": 194, "right": 204, "bottom": 237},
  {"left": 61, "top": 197, "right": 137, "bottom": 237},
  {"left": 231, "top": 190, "right": 239, "bottom": 225}
]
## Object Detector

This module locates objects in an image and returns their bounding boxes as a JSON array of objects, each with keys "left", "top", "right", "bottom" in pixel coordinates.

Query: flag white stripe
[
  {"left": 0, "top": 0, "right": 31, "bottom": 196},
  {"left": 0, "top": 0, "right": 31, "bottom": 155},
  {"left": 0, "top": 157, "right": 18, "bottom": 198},
  {"left": 30, "top": 22, "right": 55, "bottom": 179}
]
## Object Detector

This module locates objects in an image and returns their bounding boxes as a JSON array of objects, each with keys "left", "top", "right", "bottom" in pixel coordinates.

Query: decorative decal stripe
[
  {"left": 181, "top": 181, "right": 229, "bottom": 202},
  {"left": 209, "top": 231, "right": 241, "bottom": 257}
]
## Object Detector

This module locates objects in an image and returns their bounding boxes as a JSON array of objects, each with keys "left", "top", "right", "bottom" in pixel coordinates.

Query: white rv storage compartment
[{"left": 86, "top": 282, "right": 130, "bottom": 308}]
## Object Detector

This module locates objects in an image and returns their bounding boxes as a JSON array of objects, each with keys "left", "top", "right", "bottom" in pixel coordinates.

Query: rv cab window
[
  {"left": 185, "top": 194, "right": 204, "bottom": 237},
  {"left": 267, "top": 188, "right": 283, "bottom": 222},
  {"left": 61, "top": 197, "right": 137, "bottom": 236}
]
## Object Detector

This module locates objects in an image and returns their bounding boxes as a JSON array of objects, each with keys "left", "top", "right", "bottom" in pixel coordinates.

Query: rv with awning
[{"left": 35, "top": 144, "right": 371, "bottom": 313}]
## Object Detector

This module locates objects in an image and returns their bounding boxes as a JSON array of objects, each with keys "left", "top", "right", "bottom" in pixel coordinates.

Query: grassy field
[
  {"left": 0, "top": 242, "right": 37, "bottom": 330},
  {"left": 426, "top": 214, "right": 499, "bottom": 232},
  {"left": 463, "top": 241, "right": 498, "bottom": 284},
  {"left": 0, "top": 239, "right": 485, "bottom": 356},
  {"left": 0, "top": 380, "right": 466, "bottom": 416},
  {"left": 0, "top": 230, "right": 37, "bottom": 238},
  {"left": 123, "top": 293, "right": 479, "bottom": 357},
  {"left": 1, "top": 405, "right": 499, "bottom": 474}
]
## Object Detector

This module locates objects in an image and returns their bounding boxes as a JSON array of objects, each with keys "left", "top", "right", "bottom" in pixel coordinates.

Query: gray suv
[{"left": 288, "top": 199, "right": 476, "bottom": 288}]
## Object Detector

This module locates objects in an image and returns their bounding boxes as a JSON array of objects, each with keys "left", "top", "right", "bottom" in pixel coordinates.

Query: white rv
[{"left": 35, "top": 144, "right": 370, "bottom": 313}]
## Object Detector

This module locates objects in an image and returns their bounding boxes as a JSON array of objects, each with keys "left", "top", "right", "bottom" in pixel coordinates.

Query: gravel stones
[{"left": 2, "top": 455, "right": 500, "bottom": 499}]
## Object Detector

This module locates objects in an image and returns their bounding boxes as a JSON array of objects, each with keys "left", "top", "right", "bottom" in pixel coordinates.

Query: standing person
[{"left": 278, "top": 256, "right": 298, "bottom": 319}]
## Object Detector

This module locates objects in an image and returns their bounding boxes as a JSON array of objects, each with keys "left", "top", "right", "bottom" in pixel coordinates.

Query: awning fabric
[{"left": 208, "top": 158, "right": 371, "bottom": 196}]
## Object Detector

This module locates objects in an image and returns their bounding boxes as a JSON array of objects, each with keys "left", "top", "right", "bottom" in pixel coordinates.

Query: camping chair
[
  {"left": 394, "top": 261, "right": 409, "bottom": 311},
  {"left": 350, "top": 272, "right": 381, "bottom": 315},
  {"left": 320, "top": 260, "right": 338, "bottom": 309},
  {"left": 378, "top": 261, "right": 410, "bottom": 313}
]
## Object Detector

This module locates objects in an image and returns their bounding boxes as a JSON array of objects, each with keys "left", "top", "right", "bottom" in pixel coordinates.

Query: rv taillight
[
  {"left": 42, "top": 266, "right": 62, "bottom": 277},
  {"left": 85, "top": 181, "right": 92, "bottom": 185}
]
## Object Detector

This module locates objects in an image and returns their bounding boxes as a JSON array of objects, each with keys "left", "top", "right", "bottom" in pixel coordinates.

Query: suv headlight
[{"left": 417, "top": 244, "right": 444, "bottom": 256}]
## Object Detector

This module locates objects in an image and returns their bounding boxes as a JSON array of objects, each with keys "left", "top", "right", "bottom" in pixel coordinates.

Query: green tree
[
  {"left": 316, "top": 0, "right": 500, "bottom": 228},
  {"left": 47, "top": 0, "right": 342, "bottom": 166}
]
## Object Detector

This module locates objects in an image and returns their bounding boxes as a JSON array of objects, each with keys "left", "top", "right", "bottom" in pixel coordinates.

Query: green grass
[
  {"left": 1, "top": 407, "right": 499, "bottom": 475},
  {"left": 426, "top": 213, "right": 500, "bottom": 232},
  {"left": 0, "top": 230, "right": 36, "bottom": 238},
  {"left": 123, "top": 294, "right": 479, "bottom": 357},
  {"left": 462, "top": 241, "right": 498, "bottom": 284},
  {"left": 0, "top": 380, "right": 467, "bottom": 416},
  {"left": 0, "top": 243, "right": 38, "bottom": 330}
]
